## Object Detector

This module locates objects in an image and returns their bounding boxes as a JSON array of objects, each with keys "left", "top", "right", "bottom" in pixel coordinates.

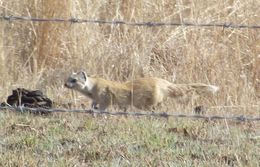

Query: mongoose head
[{"left": 64, "top": 71, "right": 88, "bottom": 91}]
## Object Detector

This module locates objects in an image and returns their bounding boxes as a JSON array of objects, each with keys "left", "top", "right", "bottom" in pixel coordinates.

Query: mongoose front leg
[
  {"left": 99, "top": 103, "right": 109, "bottom": 112},
  {"left": 91, "top": 101, "right": 98, "bottom": 109},
  {"left": 97, "top": 102, "right": 109, "bottom": 119}
]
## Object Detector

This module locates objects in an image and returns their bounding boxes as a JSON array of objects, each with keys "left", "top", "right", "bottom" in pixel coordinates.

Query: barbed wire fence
[
  {"left": 1, "top": 15, "right": 260, "bottom": 29},
  {"left": 0, "top": 105, "right": 260, "bottom": 122},
  {"left": 0, "top": 15, "right": 259, "bottom": 121}
]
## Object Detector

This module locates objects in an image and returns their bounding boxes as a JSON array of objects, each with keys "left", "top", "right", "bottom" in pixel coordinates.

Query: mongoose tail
[
  {"left": 189, "top": 83, "right": 219, "bottom": 94},
  {"left": 167, "top": 83, "right": 219, "bottom": 98}
]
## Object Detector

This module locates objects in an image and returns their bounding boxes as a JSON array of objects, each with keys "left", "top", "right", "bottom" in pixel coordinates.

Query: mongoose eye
[{"left": 71, "top": 79, "right": 77, "bottom": 83}]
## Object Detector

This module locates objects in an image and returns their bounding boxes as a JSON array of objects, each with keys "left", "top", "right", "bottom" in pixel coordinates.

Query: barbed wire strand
[
  {"left": 209, "top": 105, "right": 259, "bottom": 109},
  {"left": 0, "top": 106, "right": 260, "bottom": 121},
  {"left": 1, "top": 15, "right": 260, "bottom": 29}
]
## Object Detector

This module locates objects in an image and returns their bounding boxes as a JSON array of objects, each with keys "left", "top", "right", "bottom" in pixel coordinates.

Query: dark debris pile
[{"left": 1, "top": 88, "right": 53, "bottom": 109}]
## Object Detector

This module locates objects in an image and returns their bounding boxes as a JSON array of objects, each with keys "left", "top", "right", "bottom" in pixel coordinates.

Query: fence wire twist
[
  {"left": 0, "top": 106, "right": 260, "bottom": 121},
  {"left": 1, "top": 15, "right": 260, "bottom": 29}
]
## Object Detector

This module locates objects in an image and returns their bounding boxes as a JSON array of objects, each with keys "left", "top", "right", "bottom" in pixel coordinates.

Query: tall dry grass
[
  {"left": 0, "top": 1, "right": 260, "bottom": 166},
  {"left": 0, "top": 0, "right": 259, "bottom": 112}
]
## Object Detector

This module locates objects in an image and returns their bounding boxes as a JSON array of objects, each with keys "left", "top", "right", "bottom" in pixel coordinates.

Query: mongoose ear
[{"left": 77, "top": 71, "right": 87, "bottom": 81}]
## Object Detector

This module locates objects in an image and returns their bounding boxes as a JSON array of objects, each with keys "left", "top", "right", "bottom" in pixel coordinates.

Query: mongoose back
[{"left": 64, "top": 71, "right": 219, "bottom": 111}]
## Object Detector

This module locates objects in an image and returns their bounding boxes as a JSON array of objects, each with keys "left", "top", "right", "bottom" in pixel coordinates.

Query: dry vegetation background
[
  {"left": 0, "top": 0, "right": 259, "bottom": 108},
  {"left": 0, "top": 0, "right": 260, "bottom": 166}
]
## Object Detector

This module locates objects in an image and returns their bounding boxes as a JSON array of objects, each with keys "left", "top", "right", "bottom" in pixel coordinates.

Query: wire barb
[{"left": 0, "top": 15, "right": 260, "bottom": 29}]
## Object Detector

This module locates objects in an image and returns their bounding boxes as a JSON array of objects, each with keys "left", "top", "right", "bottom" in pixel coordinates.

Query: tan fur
[{"left": 65, "top": 71, "right": 219, "bottom": 111}]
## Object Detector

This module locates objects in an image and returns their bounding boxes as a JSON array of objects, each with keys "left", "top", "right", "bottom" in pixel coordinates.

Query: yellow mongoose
[{"left": 64, "top": 71, "right": 219, "bottom": 111}]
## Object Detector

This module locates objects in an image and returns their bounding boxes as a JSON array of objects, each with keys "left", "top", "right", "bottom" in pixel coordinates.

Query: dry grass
[{"left": 0, "top": 0, "right": 259, "bottom": 166}]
